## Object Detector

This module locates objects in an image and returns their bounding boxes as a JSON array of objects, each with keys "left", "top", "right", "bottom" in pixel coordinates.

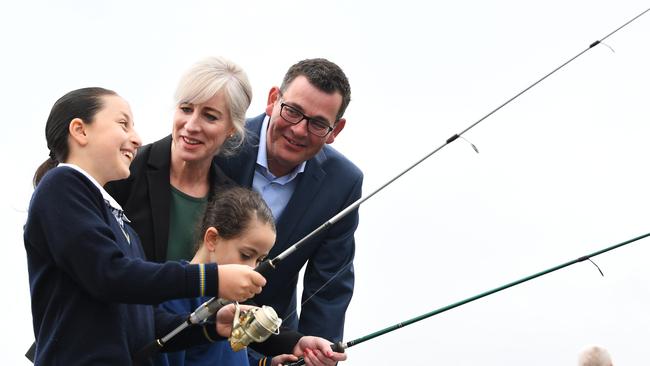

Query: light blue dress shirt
[{"left": 252, "top": 116, "right": 306, "bottom": 220}]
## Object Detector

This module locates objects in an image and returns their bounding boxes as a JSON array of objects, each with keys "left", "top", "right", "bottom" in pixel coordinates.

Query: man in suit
[{"left": 217, "top": 58, "right": 363, "bottom": 343}]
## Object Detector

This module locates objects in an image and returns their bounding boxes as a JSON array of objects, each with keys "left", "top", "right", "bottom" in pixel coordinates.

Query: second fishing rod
[
  {"left": 134, "top": 7, "right": 650, "bottom": 361},
  {"left": 282, "top": 231, "right": 650, "bottom": 366}
]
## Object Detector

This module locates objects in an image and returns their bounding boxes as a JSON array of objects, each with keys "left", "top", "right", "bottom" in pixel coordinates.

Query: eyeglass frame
[{"left": 278, "top": 101, "right": 336, "bottom": 137}]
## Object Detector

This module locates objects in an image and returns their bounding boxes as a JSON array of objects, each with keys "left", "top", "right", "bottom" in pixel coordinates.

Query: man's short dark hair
[{"left": 280, "top": 58, "right": 351, "bottom": 121}]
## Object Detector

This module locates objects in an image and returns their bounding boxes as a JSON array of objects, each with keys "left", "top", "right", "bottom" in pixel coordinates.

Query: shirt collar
[
  {"left": 58, "top": 163, "right": 126, "bottom": 213},
  {"left": 256, "top": 115, "right": 306, "bottom": 180}
]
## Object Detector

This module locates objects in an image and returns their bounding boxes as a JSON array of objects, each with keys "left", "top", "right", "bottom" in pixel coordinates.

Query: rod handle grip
[
  {"left": 132, "top": 338, "right": 163, "bottom": 365},
  {"left": 255, "top": 259, "right": 275, "bottom": 277},
  {"left": 284, "top": 359, "right": 306, "bottom": 366}
]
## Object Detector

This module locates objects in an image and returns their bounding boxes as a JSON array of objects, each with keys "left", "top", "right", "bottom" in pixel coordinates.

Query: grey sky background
[{"left": 2, "top": 1, "right": 650, "bottom": 364}]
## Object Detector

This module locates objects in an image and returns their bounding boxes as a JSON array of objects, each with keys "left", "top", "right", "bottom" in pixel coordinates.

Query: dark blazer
[
  {"left": 105, "top": 135, "right": 233, "bottom": 262},
  {"left": 216, "top": 114, "right": 363, "bottom": 342}
]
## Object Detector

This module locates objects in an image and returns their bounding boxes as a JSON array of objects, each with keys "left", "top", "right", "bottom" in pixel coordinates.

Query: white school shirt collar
[{"left": 57, "top": 163, "right": 128, "bottom": 218}]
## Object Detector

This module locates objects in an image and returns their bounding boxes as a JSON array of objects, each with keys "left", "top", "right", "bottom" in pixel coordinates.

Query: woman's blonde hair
[{"left": 174, "top": 56, "right": 252, "bottom": 155}]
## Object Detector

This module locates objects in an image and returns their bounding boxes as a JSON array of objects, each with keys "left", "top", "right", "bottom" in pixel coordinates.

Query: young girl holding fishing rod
[
  {"left": 155, "top": 186, "right": 347, "bottom": 366},
  {"left": 24, "top": 87, "right": 265, "bottom": 365}
]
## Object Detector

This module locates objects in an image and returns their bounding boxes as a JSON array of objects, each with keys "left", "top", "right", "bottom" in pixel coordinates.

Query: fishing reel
[{"left": 229, "top": 302, "right": 282, "bottom": 351}]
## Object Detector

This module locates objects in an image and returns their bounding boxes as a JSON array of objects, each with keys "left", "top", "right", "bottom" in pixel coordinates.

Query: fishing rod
[
  {"left": 285, "top": 232, "right": 650, "bottom": 365},
  {"left": 134, "top": 6, "right": 650, "bottom": 362}
]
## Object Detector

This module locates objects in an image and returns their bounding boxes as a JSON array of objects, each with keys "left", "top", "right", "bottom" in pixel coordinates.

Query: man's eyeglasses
[{"left": 279, "top": 103, "right": 334, "bottom": 137}]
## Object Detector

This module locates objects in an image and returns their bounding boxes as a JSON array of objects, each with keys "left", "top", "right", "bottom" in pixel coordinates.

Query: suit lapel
[
  {"left": 146, "top": 136, "right": 173, "bottom": 262},
  {"left": 273, "top": 150, "right": 326, "bottom": 255}
]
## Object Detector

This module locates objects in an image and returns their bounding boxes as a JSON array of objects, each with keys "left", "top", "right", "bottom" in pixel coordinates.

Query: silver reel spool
[{"left": 229, "top": 303, "right": 282, "bottom": 351}]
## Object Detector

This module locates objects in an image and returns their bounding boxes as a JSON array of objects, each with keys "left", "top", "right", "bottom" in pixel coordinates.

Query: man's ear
[
  {"left": 265, "top": 87, "right": 281, "bottom": 117},
  {"left": 203, "top": 227, "right": 220, "bottom": 251},
  {"left": 68, "top": 118, "right": 89, "bottom": 146},
  {"left": 326, "top": 118, "right": 346, "bottom": 144}
]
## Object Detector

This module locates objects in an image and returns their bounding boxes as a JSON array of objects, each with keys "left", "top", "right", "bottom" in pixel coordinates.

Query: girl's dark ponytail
[
  {"left": 32, "top": 155, "right": 59, "bottom": 187},
  {"left": 32, "top": 87, "right": 116, "bottom": 187}
]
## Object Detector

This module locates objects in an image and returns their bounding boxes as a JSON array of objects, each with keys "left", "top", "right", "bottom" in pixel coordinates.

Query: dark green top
[{"left": 167, "top": 186, "right": 208, "bottom": 261}]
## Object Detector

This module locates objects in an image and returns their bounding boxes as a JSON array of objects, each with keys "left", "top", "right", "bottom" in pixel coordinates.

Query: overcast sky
[{"left": 2, "top": 1, "right": 650, "bottom": 364}]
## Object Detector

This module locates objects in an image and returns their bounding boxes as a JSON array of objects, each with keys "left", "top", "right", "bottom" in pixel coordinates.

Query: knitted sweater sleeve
[{"left": 27, "top": 168, "right": 218, "bottom": 304}]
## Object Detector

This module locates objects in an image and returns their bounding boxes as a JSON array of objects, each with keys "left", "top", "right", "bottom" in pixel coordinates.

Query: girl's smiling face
[{"left": 81, "top": 95, "right": 141, "bottom": 185}]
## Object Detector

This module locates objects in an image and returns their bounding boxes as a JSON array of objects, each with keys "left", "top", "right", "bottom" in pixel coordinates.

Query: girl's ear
[
  {"left": 203, "top": 227, "right": 220, "bottom": 252},
  {"left": 68, "top": 118, "right": 89, "bottom": 146}
]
